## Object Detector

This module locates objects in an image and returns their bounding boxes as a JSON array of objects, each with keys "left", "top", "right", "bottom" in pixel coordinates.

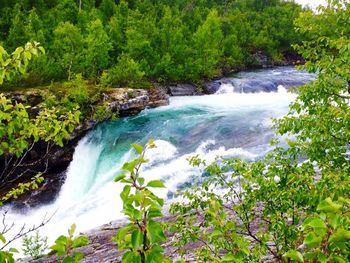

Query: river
[{"left": 7, "top": 66, "right": 315, "bottom": 253}]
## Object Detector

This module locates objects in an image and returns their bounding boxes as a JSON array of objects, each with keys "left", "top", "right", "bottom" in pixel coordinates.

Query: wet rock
[
  {"left": 278, "top": 78, "right": 309, "bottom": 88},
  {"left": 168, "top": 84, "right": 198, "bottom": 96},
  {"left": 235, "top": 79, "right": 278, "bottom": 93},
  {"left": 203, "top": 80, "right": 221, "bottom": 94}
]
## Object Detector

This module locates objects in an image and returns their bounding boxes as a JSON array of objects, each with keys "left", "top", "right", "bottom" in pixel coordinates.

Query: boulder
[
  {"left": 203, "top": 81, "right": 221, "bottom": 94},
  {"left": 237, "top": 79, "right": 278, "bottom": 93},
  {"left": 106, "top": 89, "right": 149, "bottom": 116},
  {"left": 147, "top": 86, "right": 169, "bottom": 108}
]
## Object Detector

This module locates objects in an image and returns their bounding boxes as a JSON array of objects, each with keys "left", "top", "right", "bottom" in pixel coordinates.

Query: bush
[
  {"left": 100, "top": 54, "right": 144, "bottom": 88},
  {"left": 22, "top": 231, "right": 48, "bottom": 260}
]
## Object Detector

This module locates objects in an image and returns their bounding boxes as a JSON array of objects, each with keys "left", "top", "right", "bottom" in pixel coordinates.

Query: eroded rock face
[
  {"left": 147, "top": 86, "right": 169, "bottom": 108},
  {"left": 2, "top": 87, "right": 170, "bottom": 208},
  {"left": 107, "top": 89, "right": 150, "bottom": 116}
]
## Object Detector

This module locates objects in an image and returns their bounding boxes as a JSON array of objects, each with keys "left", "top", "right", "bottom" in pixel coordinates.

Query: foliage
[
  {"left": 92, "top": 102, "right": 116, "bottom": 122},
  {"left": 22, "top": 231, "right": 48, "bottom": 260},
  {"left": 1, "top": 175, "right": 44, "bottom": 203},
  {"left": 169, "top": 1, "right": 350, "bottom": 262},
  {"left": 61, "top": 74, "right": 90, "bottom": 107},
  {"left": 52, "top": 22, "right": 83, "bottom": 81},
  {"left": 284, "top": 197, "right": 350, "bottom": 262},
  {"left": 0, "top": 92, "right": 80, "bottom": 158},
  {"left": 100, "top": 54, "right": 144, "bottom": 88},
  {"left": 0, "top": 235, "right": 18, "bottom": 263},
  {"left": 50, "top": 224, "right": 90, "bottom": 263},
  {"left": 0, "top": 42, "right": 44, "bottom": 85},
  {"left": 113, "top": 140, "right": 170, "bottom": 263},
  {"left": 0, "top": 0, "right": 303, "bottom": 87},
  {"left": 83, "top": 19, "right": 112, "bottom": 78}
]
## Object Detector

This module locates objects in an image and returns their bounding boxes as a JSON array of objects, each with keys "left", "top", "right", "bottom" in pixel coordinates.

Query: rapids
[{"left": 6, "top": 67, "right": 315, "bottom": 252}]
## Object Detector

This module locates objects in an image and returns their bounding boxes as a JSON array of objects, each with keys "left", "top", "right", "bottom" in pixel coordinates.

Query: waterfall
[{"left": 5, "top": 66, "right": 316, "bottom": 253}]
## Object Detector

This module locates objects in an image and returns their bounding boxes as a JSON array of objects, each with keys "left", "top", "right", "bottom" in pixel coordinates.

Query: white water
[{"left": 5, "top": 67, "right": 315, "bottom": 254}]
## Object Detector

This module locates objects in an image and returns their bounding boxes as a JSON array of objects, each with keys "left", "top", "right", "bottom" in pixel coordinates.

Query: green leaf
[
  {"left": 304, "top": 232, "right": 322, "bottom": 248},
  {"left": 304, "top": 217, "right": 327, "bottom": 230},
  {"left": 132, "top": 143, "right": 143, "bottom": 154},
  {"left": 147, "top": 180, "right": 165, "bottom": 188},
  {"left": 122, "top": 160, "right": 138, "bottom": 173},
  {"left": 329, "top": 229, "right": 350, "bottom": 243},
  {"left": 0, "top": 234, "right": 6, "bottom": 243},
  {"left": 222, "top": 252, "right": 242, "bottom": 262},
  {"left": 122, "top": 251, "right": 134, "bottom": 262},
  {"left": 121, "top": 185, "right": 131, "bottom": 202},
  {"left": 147, "top": 220, "right": 166, "bottom": 243},
  {"left": 317, "top": 198, "right": 342, "bottom": 213},
  {"left": 131, "top": 229, "right": 142, "bottom": 249},
  {"left": 8, "top": 248, "right": 18, "bottom": 253},
  {"left": 62, "top": 256, "right": 74, "bottom": 263},
  {"left": 73, "top": 235, "right": 90, "bottom": 248},
  {"left": 332, "top": 255, "right": 347, "bottom": 263},
  {"left": 73, "top": 252, "right": 85, "bottom": 261},
  {"left": 283, "top": 250, "right": 304, "bottom": 263},
  {"left": 68, "top": 224, "right": 76, "bottom": 237},
  {"left": 148, "top": 206, "right": 162, "bottom": 218},
  {"left": 115, "top": 173, "right": 126, "bottom": 182}
]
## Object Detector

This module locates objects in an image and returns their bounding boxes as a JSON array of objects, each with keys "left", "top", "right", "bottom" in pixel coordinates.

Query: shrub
[{"left": 22, "top": 231, "right": 48, "bottom": 260}]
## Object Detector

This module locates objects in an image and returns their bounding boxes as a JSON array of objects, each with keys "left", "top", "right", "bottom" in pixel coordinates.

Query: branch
[{"left": 0, "top": 210, "right": 56, "bottom": 250}]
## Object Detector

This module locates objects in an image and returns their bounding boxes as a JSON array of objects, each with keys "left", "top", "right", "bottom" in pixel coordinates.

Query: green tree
[
  {"left": 83, "top": 19, "right": 112, "bottom": 78},
  {"left": 101, "top": 53, "right": 144, "bottom": 88},
  {"left": 52, "top": 22, "right": 83, "bottom": 80},
  {"left": 191, "top": 9, "right": 223, "bottom": 79},
  {"left": 6, "top": 4, "right": 28, "bottom": 50}
]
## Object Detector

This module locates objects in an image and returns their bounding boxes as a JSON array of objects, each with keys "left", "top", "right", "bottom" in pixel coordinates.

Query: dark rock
[
  {"left": 203, "top": 81, "right": 221, "bottom": 94},
  {"left": 252, "top": 51, "right": 274, "bottom": 68},
  {"left": 168, "top": 84, "right": 198, "bottom": 96},
  {"left": 235, "top": 79, "right": 278, "bottom": 93},
  {"left": 278, "top": 78, "right": 310, "bottom": 88}
]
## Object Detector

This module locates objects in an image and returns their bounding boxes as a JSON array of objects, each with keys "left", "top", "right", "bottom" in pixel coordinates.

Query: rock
[
  {"left": 278, "top": 78, "right": 309, "bottom": 88},
  {"left": 1, "top": 87, "right": 170, "bottom": 208},
  {"left": 147, "top": 86, "right": 169, "bottom": 108},
  {"left": 203, "top": 81, "right": 221, "bottom": 94},
  {"left": 8, "top": 90, "right": 43, "bottom": 106},
  {"left": 106, "top": 89, "right": 149, "bottom": 116},
  {"left": 237, "top": 79, "right": 278, "bottom": 93},
  {"left": 29, "top": 216, "right": 203, "bottom": 263},
  {"left": 168, "top": 84, "right": 198, "bottom": 96},
  {"left": 252, "top": 51, "right": 274, "bottom": 68}
]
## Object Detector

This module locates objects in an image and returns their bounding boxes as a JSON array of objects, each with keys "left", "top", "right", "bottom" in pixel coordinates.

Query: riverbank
[
  {"left": 7, "top": 65, "right": 316, "bottom": 263},
  {"left": 2, "top": 61, "right": 307, "bottom": 209}
]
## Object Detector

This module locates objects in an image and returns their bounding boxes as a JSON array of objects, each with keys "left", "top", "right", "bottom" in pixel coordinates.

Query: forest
[
  {"left": 0, "top": 0, "right": 350, "bottom": 262},
  {"left": 0, "top": 0, "right": 302, "bottom": 88}
]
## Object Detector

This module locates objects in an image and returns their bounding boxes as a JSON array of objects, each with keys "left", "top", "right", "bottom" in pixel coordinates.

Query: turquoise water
[{"left": 9, "top": 67, "right": 315, "bottom": 248}]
